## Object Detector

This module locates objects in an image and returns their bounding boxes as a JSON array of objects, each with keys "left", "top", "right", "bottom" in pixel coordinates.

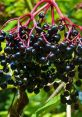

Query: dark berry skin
[
  {"left": 64, "top": 91, "right": 69, "bottom": 97},
  {"left": 39, "top": 57, "right": 47, "bottom": 64},
  {"left": 53, "top": 82, "right": 59, "bottom": 89},
  {"left": 0, "top": 54, "right": 5, "bottom": 60},
  {"left": 66, "top": 83, "right": 72, "bottom": 90},
  {"left": 35, "top": 27, "right": 42, "bottom": 33},
  {"left": 60, "top": 94, "right": 67, "bottom": 104},
  {"left": 76, "top": 80, "right": 81, "bottom": 87},
  {"left": 59, "top": 25, "right": 65, "bottom": 31},
  {"left": 0, "top": 82, "right": 7, "bottom": 89},
  {"left": 10, "top": 62, "right": 16, "bottom": 70},
  {"left": 51, "top": 25, "right": 58, "bottom": 33},
  {"left": 39, "top": 12, "right": 44, "bottom": 18},
  {"left": 1, "top": 31, "right": 6, "bottom": 37},
  {"left": 0, "top": 35, "right": 5, "bottom": 42},
  {"left": 52, "top": 34, "right": 61, "bottom": 42},
  {"left": 44, "top": 86, "right": 50, "bottom": 92},
  {"left": 7, "top": 79, "right": 14, "bottom": 84},
  {"left": 65, "top": 65, "right": 71, "bottom": 72},
  {"left": 0, "top": 70, "right": 3, "bottom": 77},
  {"left": 66, "top": 99, "right": 72, "bottom": 105},
  {"left": 3, "top": 67, "right": 9, "bottom": 73},
  {"left": 34, "top": 87, "right": 40, "bottom": 94},
  {"left": 4, "top": 46, "right": 11, "bottom": 54},
  {"left": 1, "top": 60, "right": 6, "bottom": 66},
  {"left": 14, "top": 52, "right": 21, "bottom": 59},
  {"left": 71, "top": 29, "right": 78, "bottom": 36}
]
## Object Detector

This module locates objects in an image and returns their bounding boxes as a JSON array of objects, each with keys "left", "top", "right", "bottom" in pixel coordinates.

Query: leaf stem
[{"left": 46, "top": 82, "right": 65, "bottom": 102}]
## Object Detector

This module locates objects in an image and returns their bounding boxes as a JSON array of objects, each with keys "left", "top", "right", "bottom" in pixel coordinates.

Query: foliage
[{"left": 0, "top": 0, "right": 82, "bottom": 117}]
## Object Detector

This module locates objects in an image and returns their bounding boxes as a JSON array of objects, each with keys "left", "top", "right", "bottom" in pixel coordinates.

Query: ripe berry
[
  {"left": 39, "top": 12, "right": 44, "bottom": 18},
  {"left": 44, "top": 86, "right": 50, "bottom": 92},
  {"left": 75, "top": 80, "right": 81, "bottom": 87},
  {"left": 71, "top": 29, "right": 78, "bottom": 36},
  {"left": 34, "top": 87, "right": 40, "bottom": 94},
  {"left": 59, "top": 25, "right": 65, "bottom": 31},
  {"left": 0, "top": 35, "right": 5, "bottom": 42},
  {"left": 0, "top": 82, "right": 7, "bottom": 89}
]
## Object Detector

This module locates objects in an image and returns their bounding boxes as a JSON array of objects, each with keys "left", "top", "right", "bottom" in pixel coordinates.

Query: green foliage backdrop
[{"left": 0, "top": 0, "right": 82, "bottom": 117}]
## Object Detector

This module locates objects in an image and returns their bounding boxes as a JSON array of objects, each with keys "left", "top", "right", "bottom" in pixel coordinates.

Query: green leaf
[{"left": 32, "top": 95, "right": 60, "bottom": 117}]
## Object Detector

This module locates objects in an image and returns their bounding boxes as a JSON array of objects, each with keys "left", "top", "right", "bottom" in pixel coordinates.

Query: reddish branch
[{"left": 0, "top": 0, "right": 82, "bottom": 47}]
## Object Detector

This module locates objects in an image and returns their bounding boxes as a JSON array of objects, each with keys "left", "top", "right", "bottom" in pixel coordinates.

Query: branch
[
  {"left": 66, "top": 104, "right": 71, "bottom": 117},
  {"left": 46, "top": 82, "right": 65, "bottom": 102},
  {"left": 8, "top": 88, "right": 29, "bottom": 117}
]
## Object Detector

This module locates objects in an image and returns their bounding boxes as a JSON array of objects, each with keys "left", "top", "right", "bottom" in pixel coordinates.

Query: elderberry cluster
[{"left": 0, "top": 12, "right": 82, "bottom": 110}]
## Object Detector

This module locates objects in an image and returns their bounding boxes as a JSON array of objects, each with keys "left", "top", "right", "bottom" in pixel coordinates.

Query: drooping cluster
[{"left": 0, "top": 0, "right": 82, "bottom": 110}]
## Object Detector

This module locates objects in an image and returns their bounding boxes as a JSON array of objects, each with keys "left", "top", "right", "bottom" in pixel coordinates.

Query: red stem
[
  {"left": 1, "top": 18, "right": 18, "bottom": 30},
  {"left": 51, "top": 5, "right": 55, "bottom": 25}
]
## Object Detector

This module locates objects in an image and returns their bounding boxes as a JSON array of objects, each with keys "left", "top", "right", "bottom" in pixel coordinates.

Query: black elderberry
[
  {"left": 10, "top": 62, "right": 16, "bottom": 70},
  {"left": 53, "top": 82, "right": 59, "bottom": 89},
  {"left": 6, "top": 33, "right": 14, "bottom": 42},
  {"left": 39, "top": 57, "right": 47, "bottom": 64},
  {"left": 80, "top": 38, "right": 82, "bottom": 42},
  {"left": 1, "top": 60, "right": 6, "bottom": 66},
  {"left": 3, "top": 66, "right": 9, "bottom": 73},
  {"left": 59, "top": 25, "right": 65, "bottom": 31},
  {"left": 4, "top": 46, "right": 11, "bottom": 54},
  {"left": 75, "top": 80, "right": 81, "bottom": 87},
  {"left": 77, "top": 44, "right": 82, "bottom": 55},
  {"left": 34, "top": 87, "right": 40, "bottom": 94},
  {"left": 1, "top": 31, "right": 6, "bottom": 37},
  {"left": 64, "top": 90, "right": 69, "bottom": 97},
  {"left": 0, "top": 54, "right": 5, "bottom": 60},
  {"left": 26, "top": 46, "right": 33, "bottom": 55},
  {"left": 4, "top": 74, "right": 11, "bottom": 79},
  {"left": 74, "top": 57, "right": 82, "bottom": 65},
  {"left": 0, "top": 82, "right": 7, "bottom": 89},
  {"left": 65, "top": 65, "right": 71, "bottom": 72},
  {"left": 62, "top": 76, "right": 69, "bottom": 83},
  {"left": 71, "top": 29, "right": 78, "bottom": 36},
  {"left": 59, "top": 42, "right": 67, "bottom": 51},
  {"left": 48, "top": 53, "right": 55, "bottom": 61},
  {"left": 66, "top": 83, "right": 72, "bottom": 90},
  {"left": 66, "top": 99, "right": 72, "bottom": 105},
  {"left": 35, "top": 27, "right": 42, "bottom": 33},
  {"left": 0, "top": 35, "right": 5, "bottom": 42},
  {"left": 68, "top": 71, "right": 75, "bottom": 77},
  {"left": 51, "top": 25, "right": 58, "bottom": 33},
  {"left": 52, "top": 33, "right": 61, "bottom": 42},
  {"left": 39, "top": 12, "right": 45, "bottom": 18},
  {"left": 14, "top": 52, "right": 21, "bottom": 59},
  {"left": 7, "top": 79, "right": 14, "bottom": 85},
  {"left": 43, "top": 23, "right": 49, "bottom": 30},
  {"left": 27, "top": 88, "right": 34, "bottom": 93},
  {"left": 64, "top": 32, "right": 71, "bottom": 38},
  {"left": 44, "top": 86, "right": 50, "bottom": 92},
  {"left": 30, "top": 34, "right": 35, "bottom": 40},
  {"left": 60, "top": 94, "right": 67, "bottom": 104},
  {"left": 71, "top": 94, "right": 77, "bottom": 103},
  {"left": 17, "top": 80, "right": 23, "bottom": 86},
  {"left": 0, "top": 70, "right": 3, "bottom": 77},
  {"left": 66, "top": 47, "right": 73, "bottom": 54}
]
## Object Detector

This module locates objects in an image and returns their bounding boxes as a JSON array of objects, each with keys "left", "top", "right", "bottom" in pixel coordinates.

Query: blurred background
[{"left": 0, "top": 0, "right": 82, "bottom": 117}]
